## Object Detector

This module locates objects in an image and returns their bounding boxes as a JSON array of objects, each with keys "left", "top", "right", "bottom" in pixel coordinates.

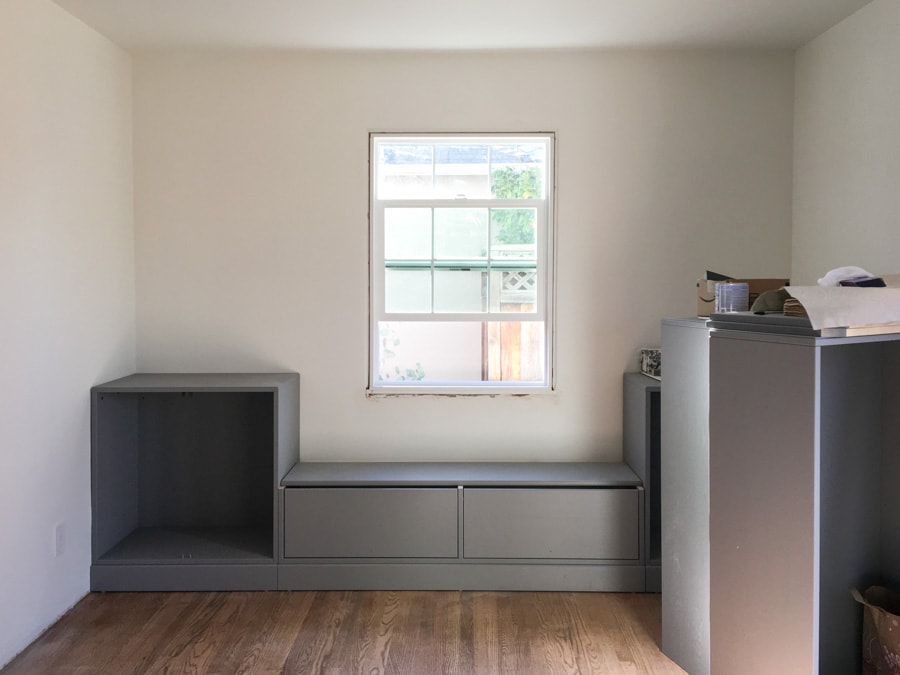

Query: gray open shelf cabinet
[{"left": 90, "top": 373, "right": 299, "bottom": 591}]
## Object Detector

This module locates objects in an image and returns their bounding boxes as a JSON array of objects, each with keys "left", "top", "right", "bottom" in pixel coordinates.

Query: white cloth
[{"left": 817, "top": 266, "right": 874, "bottom": 287}]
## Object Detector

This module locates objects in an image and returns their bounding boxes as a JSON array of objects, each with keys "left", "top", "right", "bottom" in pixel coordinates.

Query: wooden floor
[{"left": 2, "top": 591, "right": 686, "bottom": 674}]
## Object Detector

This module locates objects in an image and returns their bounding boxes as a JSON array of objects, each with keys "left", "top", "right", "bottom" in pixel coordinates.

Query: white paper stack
[{"left": 787, "top": 286, "right": 900, "bottom": 335}]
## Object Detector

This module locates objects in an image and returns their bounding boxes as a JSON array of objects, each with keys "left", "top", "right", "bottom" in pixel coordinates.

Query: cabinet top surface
[
  {"left": 281, "top": 461, "right": 641, "bottom": 488},
  {"left": 93, "top": 372, "right": 299, "bottom": 391},
  {"left": 711, "top": 328, "right": 900, "bottom": 347},
  {"left": 624, "top": 372, "right": 661, "bottom": 391},
  {"left": 662, "top": 317, "right": 710, "bottom": 329}
]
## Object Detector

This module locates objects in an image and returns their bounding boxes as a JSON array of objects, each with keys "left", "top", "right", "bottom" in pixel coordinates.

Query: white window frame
[{"left": 368, "top": 132, "right": 556, "bottom": 395}]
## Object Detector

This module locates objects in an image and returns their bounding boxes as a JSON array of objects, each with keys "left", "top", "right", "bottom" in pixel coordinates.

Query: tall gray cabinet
[
  {"left": 708, "top": 328, "right": 900, "bottom": 674},
  {"left": 90, "top": 373, "right": 299, "bottom": 591},
  {"left": 662, "top": 319, "right": 900, "bottom": 675}
]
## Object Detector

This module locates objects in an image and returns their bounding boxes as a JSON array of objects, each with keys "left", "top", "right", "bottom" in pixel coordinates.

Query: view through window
[{"left": 369, "top": 133, "right": 555, "bottom": 394}]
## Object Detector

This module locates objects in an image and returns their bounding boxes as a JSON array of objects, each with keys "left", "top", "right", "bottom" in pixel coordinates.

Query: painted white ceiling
[{"left": 51, "top": 0, "right": 872, "bottom": 51}]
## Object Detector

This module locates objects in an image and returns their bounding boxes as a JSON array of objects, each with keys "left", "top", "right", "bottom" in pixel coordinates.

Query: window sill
[{"left": 366, "top": 384, "right": 555, "bottom": 397}]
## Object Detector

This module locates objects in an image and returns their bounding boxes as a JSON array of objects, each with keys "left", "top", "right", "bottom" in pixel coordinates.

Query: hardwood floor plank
[
  {"left": 3, "top": 592, "right": 155, "bottom": 674},
  {"left": 382, "top": 591, "right": 435, "bottom": 675},
  {"left": 534, "top": 592, "right": 585, "bottom": 675},
  {"left": 250, "top": 591, "right": 317, "bottom": 673},
  {"left": 471, "top": 592, "right": 501, "bottom": 675},
  {"left": 336, "top": 590, "right": 397, "bottom": 674},
  {"left": 455, "top": 589, "right": 477, "bottom": 674},
  {"left": 202, "top": 592, "right": 287, "bottom": 674},
  {"left": 140, "top": 593, "right": 229, "bottom": 674},
  {"left": 1, "top": 591, "right": 685, "bottom": 674},
  {"left": 282, "top": 591, "right": 354, "bottom": 673}
]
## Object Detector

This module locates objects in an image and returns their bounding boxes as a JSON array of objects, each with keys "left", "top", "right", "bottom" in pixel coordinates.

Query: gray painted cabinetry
[
  {"left": 91, "top": 375, "right": 652, "bottom": 592},
  {"left": 284, "top": 488, "right": 459, "bottom": 559},
  {"left": 660, "top": 318, "right": 712, "bottom": 675},
  {"left": 708, "top": 329, "right": 900, "bottom": 674},
  {"left": 90, "top": 373, "right": 299, "bottom": 591},
  {"left": 623, "top": 372, "right": 662, "bottom": 592},
  {"left": 279, "top": 462, "right": 649, "bottom": 591},
  {"left": 660, "top": 320, "right": 900, "bottom": 675},
  {"left": 463, "top": 488, "right": 639, "bottom": 560}
]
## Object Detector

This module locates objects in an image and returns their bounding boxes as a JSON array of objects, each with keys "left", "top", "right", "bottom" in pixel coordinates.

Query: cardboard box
[{"left": 697, "top": 278, "right": 789, "bottom": 317}]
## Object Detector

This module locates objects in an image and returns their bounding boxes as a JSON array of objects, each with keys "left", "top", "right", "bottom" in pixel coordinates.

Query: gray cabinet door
[
  {"left": 463, "top": 488, "right": 639, "bottom": 560},
  {"left": 283, "top": 488, "right": 458, "bottom": 558}
]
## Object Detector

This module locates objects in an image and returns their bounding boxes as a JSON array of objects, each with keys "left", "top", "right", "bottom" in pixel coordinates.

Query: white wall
[
  {"left": 793, "top": 0, "right": 900, "bottom": 285},
  {"left": 133, "top": 49, "right": 794, "bottom": 461},
  {"left": 0, "top": 0, "right": 135, "bottom": 666}
]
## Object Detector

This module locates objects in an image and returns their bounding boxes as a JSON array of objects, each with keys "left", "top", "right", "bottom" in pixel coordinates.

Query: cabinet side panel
[
  {"left": 623, "top": 375, "right": 649, "bottom": 481},
  {"left": 709, "top": 337, "right": 817, "bottom": 675},
  {"left": 660, "top": 320, "right": 710, "bottom": 675},
  {"left": 883, "top": 341, "right": 900, "bottom": 587},
  {"left": 819, "top": 344, "right": 883, "bottom": 673},
  {"left": 92, "top": 393, "right": 139, "bottom": 559},
  {"left": 648, "top": 391, "right": 661, "bottom": 565},
  {"left": 276, "top": 374, "right": 300, "bottom": 480}
]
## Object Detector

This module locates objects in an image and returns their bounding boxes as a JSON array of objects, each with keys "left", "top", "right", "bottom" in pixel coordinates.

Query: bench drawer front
[
  {"left": 463, "top": 488, "right": 639, "bottom": 560},
  {"left": 284, "top": 488, "right": 458, "bottom": 558}
]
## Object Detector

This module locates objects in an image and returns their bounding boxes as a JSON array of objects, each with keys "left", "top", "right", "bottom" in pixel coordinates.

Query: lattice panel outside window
[{"left": 500, "top": 270, "right": 537, "bottom": 304}]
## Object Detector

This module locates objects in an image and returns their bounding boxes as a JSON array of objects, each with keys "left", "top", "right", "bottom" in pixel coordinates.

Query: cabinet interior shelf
[{"left": 96, "top": 526, "right": 273, "bottom": 563}]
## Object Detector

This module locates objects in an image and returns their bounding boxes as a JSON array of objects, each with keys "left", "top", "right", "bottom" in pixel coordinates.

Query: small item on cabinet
[
  {"left": 751, "top": 288, "right": 791, "bottom": 314},
  {"left": 639, "top": 348, "right": 661, "bottom": 380},
  {"left": 714, "top": 282, "right": 749, "bottom": 313},
  {"left": 697, "top": 273, "right": 790, "bottom": 317}
]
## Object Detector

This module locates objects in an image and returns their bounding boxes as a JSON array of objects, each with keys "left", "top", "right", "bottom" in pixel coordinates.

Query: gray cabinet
[
  {"left": 279, "top": 462, "right": 647, "bottom": 591},
  {"left": 90, "top": 375, "right": 651, "bottom": 593},
  {"left": 90, "top": 373, "right": 299, "bottom": 591},
  {"left": 623, "top": 372, "right": 662, "bottom": 591},
  {"left": 708, "top": 329, "right": 900, "bottom": 674},
  {"left": 661, "top": 320, "right": 900, "bottom": 675}
]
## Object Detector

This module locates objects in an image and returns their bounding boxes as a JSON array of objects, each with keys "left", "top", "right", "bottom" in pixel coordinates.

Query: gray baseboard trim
[
  {"left": 277, "top": 563, "right": 646, "bottom": 592},
  {"left": 90, "top": 563, "right": 278, "bottom": 591},
  {"left": 90, "top": 561, "right": 649, "bottom": 592}
]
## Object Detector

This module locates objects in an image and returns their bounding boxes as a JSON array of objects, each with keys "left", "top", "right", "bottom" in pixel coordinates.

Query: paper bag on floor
[{"left": 853, "top": 586, "right": 900, "bottom": 674}]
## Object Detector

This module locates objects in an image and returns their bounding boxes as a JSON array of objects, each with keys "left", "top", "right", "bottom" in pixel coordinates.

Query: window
[{"left": 369, "top": 133, "right": 555, "bottom": 394}]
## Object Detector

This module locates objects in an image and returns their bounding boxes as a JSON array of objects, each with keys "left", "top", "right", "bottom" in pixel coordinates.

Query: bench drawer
[
  {"left": 283, "top": 488, "right": 458, "bottom": 558},
  {"left": 463, "top": 488, "right": 640, "bottom": 560}
]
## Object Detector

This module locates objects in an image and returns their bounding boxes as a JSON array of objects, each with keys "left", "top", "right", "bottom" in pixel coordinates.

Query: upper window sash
[{"left": 373, "top": 136, "right": 550, "bottom": 202}]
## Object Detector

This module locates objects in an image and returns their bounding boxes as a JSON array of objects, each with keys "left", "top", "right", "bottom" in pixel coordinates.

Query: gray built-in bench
[
  {"left": 90, "top": 373, "right": 652, "bottom": 592},
  {"left": 279, "top": 461, "right": 646, "bottom": 591}
]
